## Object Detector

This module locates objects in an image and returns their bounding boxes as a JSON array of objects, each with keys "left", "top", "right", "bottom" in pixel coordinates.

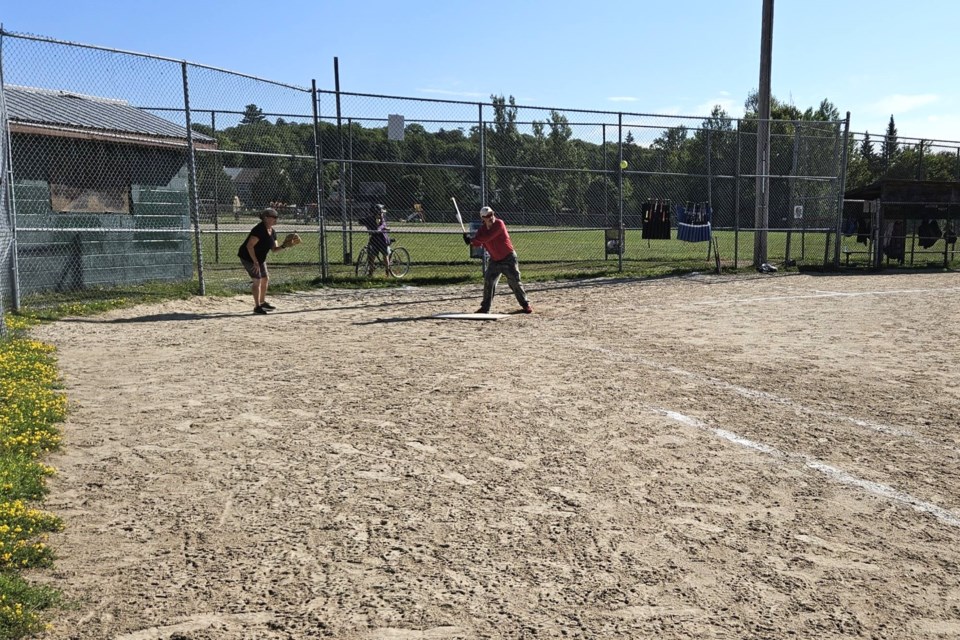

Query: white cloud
[
  {"left": 853, "top": 112, "right": 960, "bottom": 143},
  {"left": 608, "top": 96, "right": 640, "bottom": 102},
  {"left": 866, "top": 93, "right": 939, "bottom": 114},
  {"left": 690, "top": 96, "right": 737, "bottom": 117},
  {"left": 900, "top": 114, "right": 960, "bottom": 143}
]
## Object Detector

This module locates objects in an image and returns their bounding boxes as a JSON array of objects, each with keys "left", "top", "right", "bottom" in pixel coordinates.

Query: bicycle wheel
[
  {"left": 388, "top": 246, "right": 411, "bottom": 277},
  {"left": 354, "top": 247, "right": 373, "bottom": 277}
]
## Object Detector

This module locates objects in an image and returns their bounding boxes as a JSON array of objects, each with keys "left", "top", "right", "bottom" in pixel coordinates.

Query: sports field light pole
[{"left": 754, "top": 0, "right": 774, "bottom": 268}]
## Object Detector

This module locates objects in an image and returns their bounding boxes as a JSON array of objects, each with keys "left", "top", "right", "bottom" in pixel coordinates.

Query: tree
[
  {"left": 744, "top": 90, "right": 802, "bottom": 122},
  {"left": 241, "top": 104, "right": 266, "bottom": 125},
  {"left": 924, "top": 149, "right": 960, "bottom": 181},
  {"left": 195, "top": 161, "right": 237, "bottom": 206},
  {"left": 859, "top": 132, "right": 876, "bottom": 164},
  {"left": 585, "top": 177, "right": 619, "bottom": 225},
  {"left": 517, "top": 175, "right": 555, "bottom": 214},
  {"left": 858, "top": 132, "right": 880, "bottom": 179},
  {"left": 487, "top": 95, "right": 523, "bottom": 210},
  {"left": 490, "top": 95, "right": 519, "bottom": 137},
  {"left": 397, "top": 173, "right": 426, "bottom": 207},
  {"left": 803, "top": 99, "right": 840, "bottom": 122},
  {"left": 881, "top": 115, "right": 899, "bottom": 162},
  {"left": 251, "top": 163, "right": 297, "bottom": 207}
]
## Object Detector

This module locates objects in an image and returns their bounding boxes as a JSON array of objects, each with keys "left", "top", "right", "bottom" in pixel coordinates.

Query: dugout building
[
  {"left": 3, "top": 85, "right": 215, "bottom": 297},
  {"left": 842, "top": 178, "right": 960, "bottom": 268}
]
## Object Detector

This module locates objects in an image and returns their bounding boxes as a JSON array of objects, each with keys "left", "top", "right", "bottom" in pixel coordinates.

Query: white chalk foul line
[
  {"left": 694, "top": 286, "right": 960, "bottom": 306},
  {"left": 657, "top": 408, "right": 960, "bottom": 529},
  {"left": 579, "top": 343, "right": 957, "bottom": 454}
]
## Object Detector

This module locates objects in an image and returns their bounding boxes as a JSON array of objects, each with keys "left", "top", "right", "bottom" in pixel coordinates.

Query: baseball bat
[{"left": 450, "top": 197, "right": 466, "bottom": 233}]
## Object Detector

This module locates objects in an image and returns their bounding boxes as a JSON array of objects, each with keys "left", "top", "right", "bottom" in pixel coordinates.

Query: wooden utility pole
[{"left": 754, "top": 0, "right": 774, "bottom": 268}]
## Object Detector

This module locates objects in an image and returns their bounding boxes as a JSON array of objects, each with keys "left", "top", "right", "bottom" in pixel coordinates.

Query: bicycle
[{"left": 355, "top": 242, "right": 411, "bottom": 278}]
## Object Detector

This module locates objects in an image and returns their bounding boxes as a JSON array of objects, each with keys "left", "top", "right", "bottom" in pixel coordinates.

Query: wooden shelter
[{"left": 842, "top": 179, "right": 959, "bottom": 267}]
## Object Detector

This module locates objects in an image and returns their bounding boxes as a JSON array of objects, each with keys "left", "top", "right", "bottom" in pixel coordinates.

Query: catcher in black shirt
[{"left": 238, "top": 208, "right": 299, "bottom": 314}]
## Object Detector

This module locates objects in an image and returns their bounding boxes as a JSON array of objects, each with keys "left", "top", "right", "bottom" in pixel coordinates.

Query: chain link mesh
[
  {"left": 0, "top": 64, "right": 10, "bottom": 335},
  {"left": 17, "top": 29, "right": 954, "bottom": 314},
  {"left": 842, "top": 132, "right": 960, "bottom": 268}
]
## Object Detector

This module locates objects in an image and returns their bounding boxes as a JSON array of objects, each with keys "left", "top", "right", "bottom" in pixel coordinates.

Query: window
[{"left": 48, "top": 140, "right": 131, "bottom": 214}]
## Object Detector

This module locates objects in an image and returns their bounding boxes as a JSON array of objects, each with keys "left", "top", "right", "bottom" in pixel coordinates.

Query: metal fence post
[
  {"left": 334, "top": 58, "right": 349, "bottom": 265},
  {"left": 917, "top": 139, "right": 924, "bottom": 180},
  {"left": 734, "top": 120, "right": 741, "bottom": 269},
  {"left": 617, "top": 112, "right": 623, "bottom": 273},
  {"left": 786, "top": 121, "right": 800, "bottom": 264},
  {"left": 833, "top": 112, "right": 851, "bottom": 268},
  {"left": 602, "top": 124, "right": 608, "bottom": 227},
  {"left": 211, "top": 111, "right": 220, "bottom": 264},
  {"left": 311, "top": 80, "right": 328, "bottom": 281},
  {"left": 182, "top": 62, "right": 205, "bottom": 295},
  {"left": 479, "top": 103, "right": 487, "bottom": 207},
  {"left": 0, "top": 91, "right": 6, "bottom": 336},
  {"left": 0, "top": 34, "right": 20, "bottom": 315}
]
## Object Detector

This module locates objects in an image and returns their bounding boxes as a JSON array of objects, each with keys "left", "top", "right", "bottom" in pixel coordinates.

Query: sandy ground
[{"left": 29, "top": 271, "right": 960, "bottom": 639}]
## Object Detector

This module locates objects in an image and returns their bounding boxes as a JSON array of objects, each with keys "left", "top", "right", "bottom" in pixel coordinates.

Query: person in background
[
  {"left": 360, "top": 203, "right": 392, "bottom": 276},
  {"left": 463, "top": 206, "right": 532, "bottom": 314},
  {"left": 238, "top": 207, "right": 288, "bottom": 315}
]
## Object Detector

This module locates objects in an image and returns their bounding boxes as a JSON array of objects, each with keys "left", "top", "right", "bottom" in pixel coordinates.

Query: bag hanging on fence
[
  {"left": 676, "top": 202, "right": 712, "bottom": 242},
  {"left": 642, "top": 198, "right": 671, "bottom": 239}
]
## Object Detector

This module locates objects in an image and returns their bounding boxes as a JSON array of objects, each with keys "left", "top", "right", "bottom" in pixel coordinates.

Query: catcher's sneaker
[
  {"left": 253, "top": 305, "right": 267, "bottom": 315},
  {"left": 261, "top": 301, "right": 276, "bottom": 310}
]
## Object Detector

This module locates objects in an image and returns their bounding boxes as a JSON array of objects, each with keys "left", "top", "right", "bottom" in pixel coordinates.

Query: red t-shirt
[{"left": 470, "top": 218, "right": 515, "bottom": 261}]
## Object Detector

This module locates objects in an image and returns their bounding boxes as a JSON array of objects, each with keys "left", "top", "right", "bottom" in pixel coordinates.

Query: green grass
[
  {"left": 0, "top": 573, "right": 60, "bottom": 637},
  {"left": 194, "top": 225, "right": 849, "bottom": 292},
  {"left": 0, "top": 315, "right": 66, "bottom": 637},
  {"left": 204, "top": 224, "right": 868, "bottom": 267},
  {"left": 16, "top": 224, "right": 959, "bottom": 318}
]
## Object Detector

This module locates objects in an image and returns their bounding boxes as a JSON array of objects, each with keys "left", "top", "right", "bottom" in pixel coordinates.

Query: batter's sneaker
[
  {"left": 261, "top": 301, "right": 276, "bottom": 310},
  {"left": 521, "top": 304, "right": 533, "bottom": 314},
  {"left": 476, "top": 307, "right": 490, "bottom": 314},
  {"left": 253, "top": 305, "right": 267, "bottom": 315}
]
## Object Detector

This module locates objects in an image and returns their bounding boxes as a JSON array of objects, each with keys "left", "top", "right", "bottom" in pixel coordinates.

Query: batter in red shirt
[{"left": 462, "top": 207, "right": 532, "bottom": 314}]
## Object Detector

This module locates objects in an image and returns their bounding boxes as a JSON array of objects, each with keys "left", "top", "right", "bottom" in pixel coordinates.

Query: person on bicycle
[{"left": 360, "top": 203, "right": 392, "bottom": 276}]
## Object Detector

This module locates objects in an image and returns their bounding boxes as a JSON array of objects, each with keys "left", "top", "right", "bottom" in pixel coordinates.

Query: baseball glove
[{"left": 281, "top": 233, "right": 302, "bottom": 248}]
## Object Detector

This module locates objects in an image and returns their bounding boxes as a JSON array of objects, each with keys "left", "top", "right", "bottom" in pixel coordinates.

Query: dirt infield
[{"left": 31, "top": 271, "right": 960, "bottom": 639}]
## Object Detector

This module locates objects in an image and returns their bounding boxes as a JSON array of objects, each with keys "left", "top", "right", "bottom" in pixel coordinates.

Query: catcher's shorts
[{"left": 240, "top": 258, "right": 268, "bottom": 279}]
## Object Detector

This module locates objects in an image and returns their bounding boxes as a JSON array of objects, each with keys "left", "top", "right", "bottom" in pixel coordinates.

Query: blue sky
[{"left": 3, "top": 0, "right": 958, "bottom": 142}]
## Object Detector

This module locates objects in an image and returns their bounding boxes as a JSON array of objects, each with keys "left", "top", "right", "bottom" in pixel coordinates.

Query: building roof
[
  {"left": 4, "top": 85, "right": 215, "bottom": 149},
  {"left": 845, "top": 178, "right": 960, "bottom": 202},
  {"left": 223, "top": 167, "right": 263, "bottom": 184},
  {"left": 844, "top": 179, "right": 960, "bottom": 219}
]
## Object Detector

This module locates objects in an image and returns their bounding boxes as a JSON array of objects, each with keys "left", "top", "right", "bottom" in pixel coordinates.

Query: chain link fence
[
  {"left": 0, "top": 57, "right": 10, "bottom": 335},
  {"left": 317, "top": 92, "right": 849, "bottom": 280},
  {"left": 9, "top": 27, "right": 935, "bottom": 315},
  {"left": 842, "top": 133, "right": 960, "bottom": 268}
]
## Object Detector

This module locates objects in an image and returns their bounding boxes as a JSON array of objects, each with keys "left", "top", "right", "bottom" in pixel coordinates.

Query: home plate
[{"left": 433, "top": 312, "right": 511, "bottom": 320}]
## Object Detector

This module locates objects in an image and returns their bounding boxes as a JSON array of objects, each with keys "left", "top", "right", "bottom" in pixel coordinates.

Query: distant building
[{"left": 222, "top": 167, "right": 263, "bottom": 207}]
